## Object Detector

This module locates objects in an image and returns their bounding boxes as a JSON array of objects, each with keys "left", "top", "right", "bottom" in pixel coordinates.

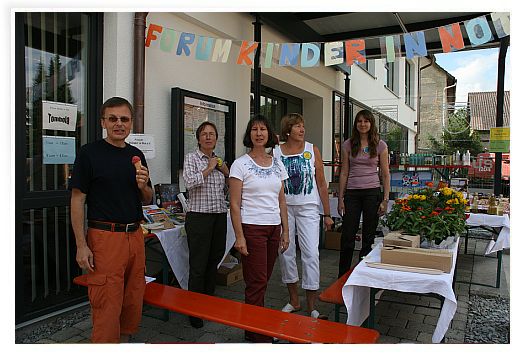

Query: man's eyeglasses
[{"left": 102, "top": 116, "right": 131, "bottom": 123}]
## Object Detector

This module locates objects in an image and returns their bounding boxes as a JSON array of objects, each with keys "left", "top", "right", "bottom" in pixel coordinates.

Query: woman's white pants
[{"left": 278, "top": 203, "right": 320, "bottom": 290}]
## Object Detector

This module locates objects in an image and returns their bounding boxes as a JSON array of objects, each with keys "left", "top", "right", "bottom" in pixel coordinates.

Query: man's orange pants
[{"left": 86, "top": 227, "right": 145, "bottom": 343}]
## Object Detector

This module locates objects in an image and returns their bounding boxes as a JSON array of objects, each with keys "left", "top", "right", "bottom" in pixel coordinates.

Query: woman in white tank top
[{"left": 273, "top": 113, "right": 334, "bottom": 319}]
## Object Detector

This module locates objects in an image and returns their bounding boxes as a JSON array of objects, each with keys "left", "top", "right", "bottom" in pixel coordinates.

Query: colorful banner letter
[
  {"left": 261, "top": 43, "right": 278, "bottom": 68},
  {"left": 465, "top": 16, "right": 493, "bottom": 47},
  {"left": 379, "top": 35, "right": 401, "bottom": 63},
  {"left": 237, "top": 41, "right": 259, "bottom": 66},
  {"left": 177, "top": 33, "right": 196, "bottom": 56},
  {"left": 300, "top": 43, "right": 320, "bottom": 68},
  {"left": 324, "top": 42, "right": 344, "bottom": 66},
  {"left": 403, "top": 31, "right": 427, "bottom": 59},
  {"left": 491, "top": 12, "right": 510, "bottom": 38},
  {"left": 145, "top": 23, "right": 163, "bottom": 47},
  {"left": 160, "top": 28, "right": 177, "bottom": 53},
  {"left": 196, "top": 36, "right": 214, "bottom": 61},
  {"left": 438, "top": 23, "right": 465, "bottom": 53},
  {"left": 211, "top": 39, "right": 232, "bottom": 63},
  {"left": 345, "top": 39, "right": 366, "bottom": 65},
  {"left": 279, "top": 43, "right": 301, "bottom": 66}
]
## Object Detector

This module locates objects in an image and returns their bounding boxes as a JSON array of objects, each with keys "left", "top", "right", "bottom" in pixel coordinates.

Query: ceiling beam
[
  {"left": 255, "top": 12, "right": 325, "bottom": 42},
  {"left": 322, "top": 13, "right": 490, "bottom": 42},
  {"left": 291, "top": 12, "right": 351, "bottom": 21}
]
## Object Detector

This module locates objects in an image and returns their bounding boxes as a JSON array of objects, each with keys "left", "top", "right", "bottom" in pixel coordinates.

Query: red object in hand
[{"left": 132, "top": 156, "right": 142, "bottom": 171}]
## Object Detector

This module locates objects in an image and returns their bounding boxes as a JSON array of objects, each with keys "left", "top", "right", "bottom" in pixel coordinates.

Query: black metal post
[
  {"left": 493, "top": 36, "right": 509, "bottom": 196},
  {"left": 344, "top": 73, "right": 351, "bottom": 138},
  {"left": 253, "top": 15, "right": 262, "bottom": 116}
]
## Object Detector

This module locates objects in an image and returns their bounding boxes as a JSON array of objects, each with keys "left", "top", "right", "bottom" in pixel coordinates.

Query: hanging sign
[
  {"left": 42, "top": 135, "right": 76, "bottom": 164},
  {"left": 489, "top": 127, "right": 510, "bottom": 153},
  {"left": 145, "top": 12, "right": 509, "bottom": 68},
  {"left": 42, "top": 101, "right": 78, "bottom": 132},
  {"left": 126, "top": 134, "right": 156, "bottom": 159}
]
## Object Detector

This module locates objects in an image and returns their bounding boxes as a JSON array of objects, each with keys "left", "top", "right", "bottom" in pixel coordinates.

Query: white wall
[{"left": 104, "top": 12, "right": 419, "bottom": 189}]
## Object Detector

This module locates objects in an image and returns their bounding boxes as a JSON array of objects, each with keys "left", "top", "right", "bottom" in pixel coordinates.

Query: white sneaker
[
  {"left": 281, "top": 303, "right": 301, "bottom": 313},
  {"left": 310, "top": 310, "right": 328, "bottom": 320}
]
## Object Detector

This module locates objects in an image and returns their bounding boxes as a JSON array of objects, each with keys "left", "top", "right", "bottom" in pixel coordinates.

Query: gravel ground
[
  {"left": 15, "top": 307, "right": 90, "bottom": 344},
  {"left": 464, "top": 294, "right": 510, "bottom": 344}
]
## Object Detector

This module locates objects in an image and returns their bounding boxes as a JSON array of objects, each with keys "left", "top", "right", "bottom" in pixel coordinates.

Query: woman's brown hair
[
  {"left": 350, "top": 109, "right": 380, "bottom": 158},
  {"left": 279, "top": 113, "right": 304, "bottom": 142}
]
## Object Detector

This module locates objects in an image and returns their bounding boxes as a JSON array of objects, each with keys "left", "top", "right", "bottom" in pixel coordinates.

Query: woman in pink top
[{"left": 337, "top": 110, "right": 390, "bottom": 276}]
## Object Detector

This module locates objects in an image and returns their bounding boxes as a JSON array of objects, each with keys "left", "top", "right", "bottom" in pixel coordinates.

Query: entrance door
[{"left": 14, "top": 12, "right": 103, "bottom": 324}]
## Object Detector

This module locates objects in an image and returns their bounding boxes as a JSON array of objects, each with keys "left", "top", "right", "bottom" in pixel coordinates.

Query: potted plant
[{"left": 383, "top": 184, "right": 469, "bottom": 245}]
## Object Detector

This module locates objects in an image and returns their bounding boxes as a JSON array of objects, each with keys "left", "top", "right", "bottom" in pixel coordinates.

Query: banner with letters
[{"left": 145, "top": 12, "right": 509, "bottom": 68}]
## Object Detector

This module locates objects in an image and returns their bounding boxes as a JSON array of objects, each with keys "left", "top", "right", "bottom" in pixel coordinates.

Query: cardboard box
[
  {"left": 324, "top": 231, "right": 361, "bottom": 250},
  {"left": 380, "top": 245, "right": 453, "bottom": 273},
  {"left": 215, "top": 263, "right": 243, "bottom": 286},
  {"left": 383, "top": 231, "right": 420, "bottom": 248}
]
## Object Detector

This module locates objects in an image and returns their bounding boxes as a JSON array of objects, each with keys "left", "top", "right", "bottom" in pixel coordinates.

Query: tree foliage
[{"left": 428, "top": 109, "right": 483, "bottom": 155}]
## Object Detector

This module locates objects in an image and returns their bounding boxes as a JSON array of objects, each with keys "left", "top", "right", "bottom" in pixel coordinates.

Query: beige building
[{"left": 417, "top": 56, "right": 456, "bottom": 152}]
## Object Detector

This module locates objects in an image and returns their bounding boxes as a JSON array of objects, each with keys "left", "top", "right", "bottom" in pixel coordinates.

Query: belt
[{"left": 88, "top": 220, "right": 141, "bottom": 233}]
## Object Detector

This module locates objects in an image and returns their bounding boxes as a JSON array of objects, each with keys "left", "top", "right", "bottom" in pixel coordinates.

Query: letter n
[{"left": 438, "top": 24, "right": 465, "bottom": 53}]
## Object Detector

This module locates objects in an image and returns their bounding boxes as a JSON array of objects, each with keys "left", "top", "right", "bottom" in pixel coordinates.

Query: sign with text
[
  {"left": 42, "top": 101, "right": 78, "bottom": 131},
  {"left": 126, "top": 134, "right": 156, "bottom": 159},
  {"left": 489, "top": 127, "right": 510, "bottom": 153},
  {"left": 42, "top": 136, "right": 76, "bottom": 164}
]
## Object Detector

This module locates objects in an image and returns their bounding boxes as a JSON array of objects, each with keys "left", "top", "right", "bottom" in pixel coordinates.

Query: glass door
[{"left": 15, "top": 12, "right": 102, "bottom": 324}]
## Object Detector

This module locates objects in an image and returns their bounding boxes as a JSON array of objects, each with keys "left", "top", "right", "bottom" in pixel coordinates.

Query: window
[
  {"left": 250, "top": 84, "right": 302, "bottom": 135},
  {"left": 405, "top": 60, "right": 414, "bottom": 107},
  {"left": 358, "top": 59, "right": 375, "bottom": 77},
  {"left": 384, "top": 61, "right": 395, "bottom": 91}
]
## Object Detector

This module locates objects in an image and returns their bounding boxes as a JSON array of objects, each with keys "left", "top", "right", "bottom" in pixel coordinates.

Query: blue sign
[{"left": 43, "top": 136, "right": 76, "bottom": 164}]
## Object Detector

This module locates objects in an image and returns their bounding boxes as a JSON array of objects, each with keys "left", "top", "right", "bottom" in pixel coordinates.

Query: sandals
[{"left": 281, "top": 303, "right": 301, "bottom": 313}]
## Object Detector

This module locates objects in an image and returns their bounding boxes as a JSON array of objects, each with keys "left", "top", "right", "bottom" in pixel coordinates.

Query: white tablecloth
[
  {"left": 151, "top": 217, "right": 236, "bottom": 290},
  {"left": 342, "top": 237, "right": 459, "bottom": 343},
  {"left": 466, "top": 213, "right": 510, "bottom": 254}
]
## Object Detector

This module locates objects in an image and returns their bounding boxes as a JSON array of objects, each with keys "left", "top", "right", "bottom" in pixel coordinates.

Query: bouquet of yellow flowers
[{"left": 383, "top": 185, "right": 469, "bottom": 244}]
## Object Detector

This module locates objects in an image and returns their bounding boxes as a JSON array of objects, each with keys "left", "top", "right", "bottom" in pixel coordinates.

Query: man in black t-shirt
[{"left": 70, "top": 97, "right": 153, "bottom": 343}]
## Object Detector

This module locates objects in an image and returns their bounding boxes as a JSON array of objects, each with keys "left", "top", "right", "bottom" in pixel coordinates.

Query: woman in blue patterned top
[
  {"left": 273, "top": 113, "right": 334, "bottom": 319},
  {"left": 229, "top": 115, "right": 289, "bottom": 343}
]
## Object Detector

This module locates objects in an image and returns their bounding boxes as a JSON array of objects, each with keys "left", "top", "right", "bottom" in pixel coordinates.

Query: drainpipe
[
  {"left": 442, "top": 82, "right": 457, "bottom": 130},
  {"left": 253, "top": 14, "right": 262, "bottom": 116},
  {"left": 134, "top": 12, "right": 148, "bottom": 133},
  {"left": 416, "top": 55, "right": 434, "bottom": 152}
]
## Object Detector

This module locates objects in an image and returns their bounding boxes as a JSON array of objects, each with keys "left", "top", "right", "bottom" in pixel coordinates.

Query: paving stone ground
[{"left": 15, "top": 234, "right": 509, "bottom": 344}]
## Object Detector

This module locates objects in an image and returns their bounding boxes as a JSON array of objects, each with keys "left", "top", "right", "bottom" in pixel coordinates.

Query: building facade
[
  {"left": 417, "top": 56, "right": 456, "bottom": 152},
  {"left": 14, "top": 12, "right": 419, "bottom": 324}
]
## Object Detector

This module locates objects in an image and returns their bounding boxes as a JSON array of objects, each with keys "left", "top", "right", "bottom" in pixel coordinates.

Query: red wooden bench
[
  {"left": 318, "top": 268, "right": 354, "bottom": 322},
  {"left": 74, "top": 274, "right": 378, "bottom": 344}
]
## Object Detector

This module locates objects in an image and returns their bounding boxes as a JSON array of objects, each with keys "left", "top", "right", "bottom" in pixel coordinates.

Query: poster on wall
[
  {"left": 126, "top": 134, "right": 156, "bottom": 159},
  {"left": 42, "top": 135, "right": 76, "bottom": 164},
  {"left": 183, "top": 96, "right": 227, "bottom": 161},
  {"left": 171, "top": 88, "right": 236, "bottom": 184},
  {"left": 42, "top": 100, "right": 78, "bottom": 132}
]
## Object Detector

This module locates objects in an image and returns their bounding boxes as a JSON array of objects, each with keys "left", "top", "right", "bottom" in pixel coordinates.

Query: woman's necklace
[{"left": 362, "top": 145, "right": 369, "bottom": 154}]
